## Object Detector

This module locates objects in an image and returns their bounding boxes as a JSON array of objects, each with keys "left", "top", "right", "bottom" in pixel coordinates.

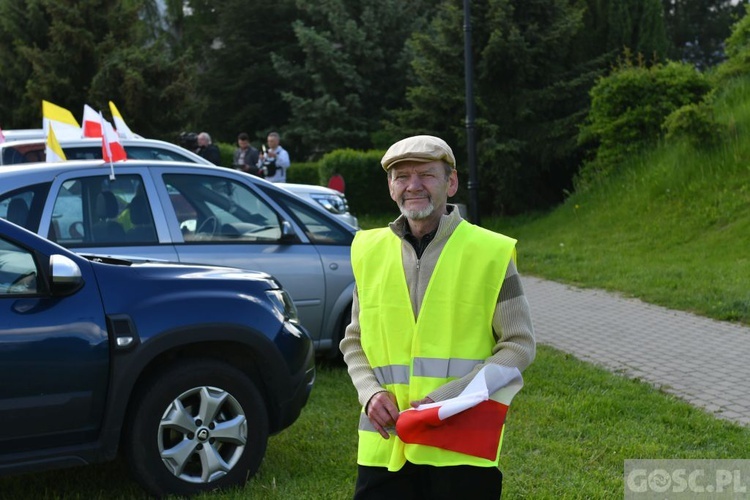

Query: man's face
[
  {"left": 198, "top": 135, "right": 209, "bottom": 147},
  {"left": 388, "top": 161, "right": 458, "bottom": 220},
  {"left": 238, "top": 138, "right": 249, "bottom": 149},
  {"left": 267, "top": 135, "right": 279, "bottom": 149}
]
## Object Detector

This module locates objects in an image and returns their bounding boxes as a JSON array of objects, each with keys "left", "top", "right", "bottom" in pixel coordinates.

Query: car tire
[{"left": 124, "top": 359, "right": 269, "bottom": 497}]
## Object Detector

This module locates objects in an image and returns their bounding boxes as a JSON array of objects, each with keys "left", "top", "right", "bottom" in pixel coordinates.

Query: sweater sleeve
[
  {"left": 339, "top": 285, "right": 388, "bottom": 408},
  {"left": 426, "top": 259, "right": 536, "bottom": 402}
]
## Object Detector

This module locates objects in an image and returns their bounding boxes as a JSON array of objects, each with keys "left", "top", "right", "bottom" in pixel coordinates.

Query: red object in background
[{"left": 328, "top": 173, "right": 345, "bottom": 193}]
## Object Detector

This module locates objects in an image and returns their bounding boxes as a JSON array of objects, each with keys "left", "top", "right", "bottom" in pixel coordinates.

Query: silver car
[
  {"left": 0, "top": 160, "right": 355, "bottom": 358},
  {"left": 0, "top": 136, "right": 359, "bottom": 228}
]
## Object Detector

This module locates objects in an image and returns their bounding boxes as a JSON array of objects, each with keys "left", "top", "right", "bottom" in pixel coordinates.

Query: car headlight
[
  {"left": 265, "top": 289, "right": 300, "bottom": 324},
  {"left": 310, "top": 193, "right": 348, "bottom": 214}
]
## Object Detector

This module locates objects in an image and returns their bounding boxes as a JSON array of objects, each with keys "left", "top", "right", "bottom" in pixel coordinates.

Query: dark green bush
[
  {"left": 319, "top": 149, "right": 393, "bottom": 216},
  {"left": 663, "top": 102, "right": 723, "bottom": 148},
  {"left": 287, "top": 162, "right": 320, "bottom": 185},
  {"left": 716, "top": 5, "right": 750, "bottom": 82},
  {"left": 217, "top": 142, "right": 235, "bottom": 168},
  {"left": 577, "top": 59, "right": 713, "bottom": 187}
]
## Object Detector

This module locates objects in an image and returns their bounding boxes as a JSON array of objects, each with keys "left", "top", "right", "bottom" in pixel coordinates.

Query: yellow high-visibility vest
[{"left": 352, "top": 220, "right": 516, "bottom": 470}]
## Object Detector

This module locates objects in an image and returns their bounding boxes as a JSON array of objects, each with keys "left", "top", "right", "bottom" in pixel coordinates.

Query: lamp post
[{"left": 463, "top": 0, "right": 480, "bottom": 225}]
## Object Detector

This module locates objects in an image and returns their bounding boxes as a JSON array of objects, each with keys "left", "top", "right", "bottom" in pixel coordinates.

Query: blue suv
[{"left": 0, "top": 218, "right": 315, "bottom": 497}]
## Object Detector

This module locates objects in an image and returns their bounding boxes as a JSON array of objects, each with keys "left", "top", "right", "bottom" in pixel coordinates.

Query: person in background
[
  {"left": 233, "top": 132, "right": 261, "bottom": 176},
  {"left": 339, "top": 135, "right": 536, "bottom": 499},
  {"left": 196, "top": 132, "right": 221, "bottom": 165},
  {"left": 258, "top": 131, "right": 290, "bottom": 182}
]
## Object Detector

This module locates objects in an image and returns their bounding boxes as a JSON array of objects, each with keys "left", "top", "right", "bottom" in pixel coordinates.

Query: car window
[
  {"left": 0, "top": 237, "right": 38, "bottom": 295},
  {"left": 51, "top": 174, "right": 157, "bottom": 246},
  {"left": 163, "top": 174, "right": 282, "bottom": 242},
  {"left": 263, "top": 188, "right": 353, "bottom": 245},
  {"left": 125, "top": 146, "right": 194, "bottom": 162},
  {"left": 61, "top": 145, "right": 194, "bottom": 162},
  {"left": 0, "top": 183, "right": 49, "bottom": 233},
  {"left": 1, "top": 143, "right": 45, "bottom": 164}
]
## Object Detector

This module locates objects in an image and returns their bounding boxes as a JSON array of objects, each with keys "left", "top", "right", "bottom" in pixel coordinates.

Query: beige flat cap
[{"left": 381, "top": 135, "right": 456, "bottom": 171}]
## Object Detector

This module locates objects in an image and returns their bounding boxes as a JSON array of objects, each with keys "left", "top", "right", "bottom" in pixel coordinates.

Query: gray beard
[{"left": 399, "top": 199, "right": 435, "bottom": 220}]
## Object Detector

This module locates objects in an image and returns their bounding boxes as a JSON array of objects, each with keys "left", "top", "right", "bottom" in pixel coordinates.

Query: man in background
[
  {"left": 233, "top": 132, "right": 261, "bottom": 176},
  {"left": 196, "top": 132, "right": 221, "bottom": 165},
  {"left": 259, "top": 131, "right": 290, "bottom": 182}
]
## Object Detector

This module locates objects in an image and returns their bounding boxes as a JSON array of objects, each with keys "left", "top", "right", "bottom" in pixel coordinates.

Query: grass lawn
[{"left": 2, "top": 347, "right": 748, "bottom": 499}]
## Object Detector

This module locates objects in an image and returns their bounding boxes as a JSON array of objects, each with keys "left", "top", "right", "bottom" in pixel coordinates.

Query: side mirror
[
  {"left": 49, "top": 254, "right": 83, "bottom": 295},
  {"left": 279, "top": 220, "right": 298, "bottom": 243}
]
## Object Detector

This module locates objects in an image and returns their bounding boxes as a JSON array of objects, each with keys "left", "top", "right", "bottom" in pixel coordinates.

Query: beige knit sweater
[{"left": 340, "top": 205, "right": 536, "bottom": 409}]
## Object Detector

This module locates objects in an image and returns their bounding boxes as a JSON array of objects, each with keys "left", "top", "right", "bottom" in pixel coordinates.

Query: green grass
[
  {"left": 3, "top": 350, "right": 749, "bottom": 499},
  {"left": 476, "top": 78, "right": 750, "bottom": 325}
]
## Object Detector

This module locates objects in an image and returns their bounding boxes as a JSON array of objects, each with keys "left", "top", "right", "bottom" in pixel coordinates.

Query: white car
[{"left": 0, "top": 136, "right": 359, "bottom": 228}]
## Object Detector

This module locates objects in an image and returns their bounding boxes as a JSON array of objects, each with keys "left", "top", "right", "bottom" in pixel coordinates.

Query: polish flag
[
  {"left": 108, "top": 101, "right": 136, "bottom": 139},
  {"left": 82, "top": 104, "right": 103, "bottom": 138},
  {"left": 0, "top": 126, "right": 5, "bottom": 144},
  {"left": 396, "top": 364, "right": 523, "bottom": 461},
  {"left": 101, "top": 113, "right": 127, "bottom": 163}
]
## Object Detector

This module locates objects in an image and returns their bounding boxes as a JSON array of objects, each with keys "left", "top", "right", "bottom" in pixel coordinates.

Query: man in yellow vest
[{"left": 340, "top": 135, "right": 536, "bottom": 499}]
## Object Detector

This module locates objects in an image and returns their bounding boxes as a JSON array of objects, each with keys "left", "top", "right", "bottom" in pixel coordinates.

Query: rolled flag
[
  {"left": 101, "top": 113, "right": 127, "bottom": 165},
  {"left": 396, "top": 364, "right": 524, "bottom": 461},
  {"left": 82, "top": 104, "right": 103, "bottom": 138},
  {"left": 42, "top": 100, "right": 81, "bottom": 141},
  {"left": 108, "top": 101, "right": 135, "bottom": 139},
  {"left": 46, "top": 125, "right": 67, "bottom": 162}
]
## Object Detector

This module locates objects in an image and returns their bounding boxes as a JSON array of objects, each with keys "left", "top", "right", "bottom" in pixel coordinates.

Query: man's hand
[
  {"left": 410, "top": 396, "right": 434, "bottom": 408},
  {"left": 366, "top": 391, "right": 400, "bottom": 439}
]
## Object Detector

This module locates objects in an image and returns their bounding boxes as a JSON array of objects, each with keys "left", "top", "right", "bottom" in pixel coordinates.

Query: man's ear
[{"left": 447, "top": 170, "right": 459, "bottom": 197}]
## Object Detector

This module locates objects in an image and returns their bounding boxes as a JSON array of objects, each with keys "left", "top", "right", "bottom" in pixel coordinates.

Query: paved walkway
[{"left": 523, "top": 276, "right": 750, "bottom": 426}]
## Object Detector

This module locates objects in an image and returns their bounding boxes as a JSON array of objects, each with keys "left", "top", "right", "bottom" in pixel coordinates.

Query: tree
[
  {"left": 272, "top": 0, "right": 436, "bottom": 160},
  {"left": 0, "top": 0, "right": 201, "bottom": 139},
  {"left": 388, "top": 0, "right": 670, "bottom": 214},
  {"left": 662, "top": 0, "right": 749, "bottom": 70}
]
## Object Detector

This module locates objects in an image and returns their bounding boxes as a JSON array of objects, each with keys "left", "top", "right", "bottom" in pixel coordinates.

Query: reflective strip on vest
[
  {"left": 371, "top": 358, "right": 484, "bottom": 386},
  {"left": 352, "top": 221, "right": 517, "bottom": 470}
]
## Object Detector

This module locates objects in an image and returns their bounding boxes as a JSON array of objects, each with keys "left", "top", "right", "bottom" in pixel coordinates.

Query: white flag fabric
[
  {"left": 82, "top": 104, "right": 103, "bottom": 138},
  {"left": 108, "top": 101, "right": 135, "bottom": 139},
  {"left": 42, "top": 100, "right": 81, "bottom": 141},
  {"left": 46, "top": 125, "right": 67, "bottom": 162}
]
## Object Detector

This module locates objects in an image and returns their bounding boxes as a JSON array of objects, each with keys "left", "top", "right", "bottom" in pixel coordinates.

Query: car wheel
[{"left": 124, "top": 359, "right": 269, "bottom": 497}]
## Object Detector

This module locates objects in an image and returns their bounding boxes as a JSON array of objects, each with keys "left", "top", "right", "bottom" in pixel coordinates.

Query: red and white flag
[
  {"left": 82, "top": 104, "right": 103, "bottom": 138},
  {"left": 0, "top": 126, "right": 5, "bottom": 144},
  {"left": 396, "top": 364, "right": 523, "bottom": 461},
  {"left": 101, "top": 113, "right": 127, "bottom": 164}
]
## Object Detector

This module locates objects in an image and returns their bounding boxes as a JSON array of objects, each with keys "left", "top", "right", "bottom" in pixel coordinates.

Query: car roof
[{"left": 0, "top": 158, "right": 244, "bottom": 181}]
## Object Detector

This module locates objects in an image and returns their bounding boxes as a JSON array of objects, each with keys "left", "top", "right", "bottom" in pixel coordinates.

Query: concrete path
[{"left": 522, "top": 276, "right": 750, "bottom": 426}]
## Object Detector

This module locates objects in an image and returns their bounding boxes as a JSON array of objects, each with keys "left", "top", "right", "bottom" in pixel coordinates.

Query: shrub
[
  {"left": 663, "top": 102, "right": 723, "bottom": 148},
  {"left": 577, "top": 59, "right": 713, "bottom": 186},
  {"left": 319, "top": 149, "right": 392, "bottom": 215},
  {"left": 217, "top": 142, "right": 235, "bottom": 168},
  {"left": 287, "top": 162, "right": 320, "bottom": 185},
  {"left": 716, "top": 5, "right": 750, "bottom": 82}
]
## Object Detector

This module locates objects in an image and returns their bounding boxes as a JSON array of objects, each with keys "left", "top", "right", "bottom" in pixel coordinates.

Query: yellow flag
[
  {"left": 46, "top": 125, "right": 67, "bottom": 162},
  {"left": 108, "top": 101, "right": 135, "bottom": 139},
  {"left": 42, "top": 100, "right": 81, "bottom": 141}
]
